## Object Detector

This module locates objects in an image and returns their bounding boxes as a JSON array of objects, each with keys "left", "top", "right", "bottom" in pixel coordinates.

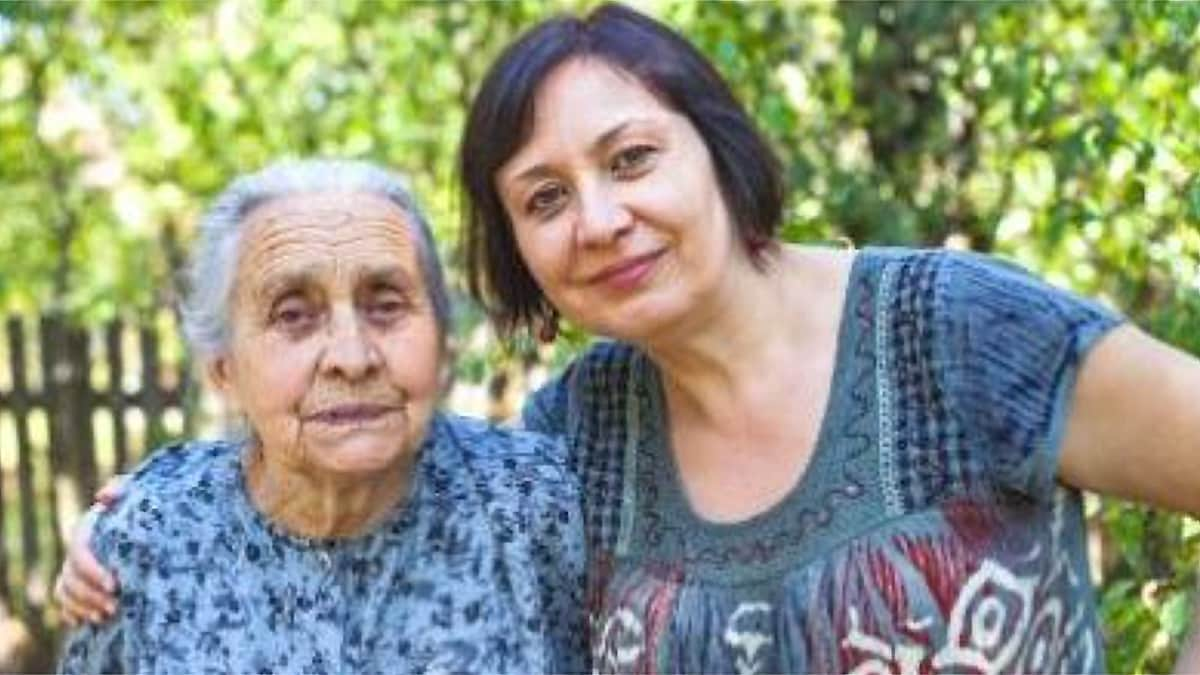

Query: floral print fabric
[{"left": 58, "top": 413, "right": 587, "bottom": 674}]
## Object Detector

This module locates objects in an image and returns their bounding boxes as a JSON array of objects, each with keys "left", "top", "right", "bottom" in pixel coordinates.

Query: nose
[
  {"left": 576, "top": 183, "right": 633, "bottom": 246},
  {"left": 321, "top": 304, "right": 380, "bottom": 380}
]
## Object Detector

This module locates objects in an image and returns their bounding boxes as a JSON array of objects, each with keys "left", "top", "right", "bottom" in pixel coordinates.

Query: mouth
[
  {"left": 586, "top": 248, "right": 667, "bottom": 290},
  {"left": 303, "top": 403, "right": 401, "bottom": 426}
]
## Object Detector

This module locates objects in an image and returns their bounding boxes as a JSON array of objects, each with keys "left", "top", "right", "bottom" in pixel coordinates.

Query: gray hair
[{"left": 181, "top": 159, "right": 452, "bottom": 362}]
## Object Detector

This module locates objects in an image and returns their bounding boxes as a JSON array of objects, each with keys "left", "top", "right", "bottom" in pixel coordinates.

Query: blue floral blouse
[{"left": 58, "top": 413, "right": 587, "bottom": 674}]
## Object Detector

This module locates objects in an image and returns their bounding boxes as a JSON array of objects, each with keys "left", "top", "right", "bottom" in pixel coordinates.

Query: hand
[{"left": 53, "top": 475, "right": 127, "bottom": 625}]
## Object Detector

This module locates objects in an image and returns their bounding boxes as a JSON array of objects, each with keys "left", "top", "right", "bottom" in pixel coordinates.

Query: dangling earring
[{"left": 538, "top": 311, "right": 559, "bottom": 344}]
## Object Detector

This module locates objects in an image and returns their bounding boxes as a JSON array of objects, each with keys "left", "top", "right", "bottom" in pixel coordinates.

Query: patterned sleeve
[
  {"left": 57, "top": 619, "right": 129, "bottom": 674},
  {"left": 57, "top": 444, "right": 196, "bottom": 673},
  {"left": 57, "top": 509, "right": 151, "bottom": 673},
  {"left": 527, "top": 434, "right": 589, "bottom": 673},
  {"left": 942, "top": 252, "right": 1123, "bottom": 499}
]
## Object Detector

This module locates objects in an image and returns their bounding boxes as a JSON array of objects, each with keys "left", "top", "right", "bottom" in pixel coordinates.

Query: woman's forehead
[
  {"left": 246, "top": 190, "right": 406, "bottom": 226},
  {"left": 236, "top": 191, "right": 420, "bottom": 290},
  {"left": 499, "top": 60, "right": 678, "bottom": 181}
]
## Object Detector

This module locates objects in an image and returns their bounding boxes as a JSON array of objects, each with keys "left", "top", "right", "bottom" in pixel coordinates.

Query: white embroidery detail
[
  {"left": 931, "top": 558, "right": 1036, "bottom": 672},
  {"left": 723, "top": 602, "right": 774, "bottom": 675},
  {"left": 843, "top": 607, "right": 928, "bottom": 675},
  {"left": 841, "top": 491, "right": 1098, "bottom": 674},
  {"left": 595, "top": 608, "right": 645, "bottom": 673}
]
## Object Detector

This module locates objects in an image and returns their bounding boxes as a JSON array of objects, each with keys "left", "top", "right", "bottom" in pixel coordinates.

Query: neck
[
  {"left": 643, "top": 244, "right": 851, "bottom": 427},
  {"left": 243, "top": 445, "right": 415, "bottom": 540}
]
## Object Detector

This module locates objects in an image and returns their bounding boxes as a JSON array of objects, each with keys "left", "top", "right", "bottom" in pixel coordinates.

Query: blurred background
[{"left": 0, "top": 0, "right": 1197, "bottom": 670}]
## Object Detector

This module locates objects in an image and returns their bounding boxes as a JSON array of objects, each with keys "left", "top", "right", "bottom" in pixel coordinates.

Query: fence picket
[
  {"left": 105, "top": 320, "right": 128, "bottom": 472},
  {"left": 0, "top": 313, "right": 190, "bottom": 665}
]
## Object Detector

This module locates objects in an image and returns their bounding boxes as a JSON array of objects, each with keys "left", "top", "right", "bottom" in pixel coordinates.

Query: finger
[
  {"left": 59, "top": 561, "right": 118, "bottom": 620},
  {"left": 94, "top": 474, "right": 128, "bottom": 508},
  {"left": 60, "top": 608, "right": 79, "bottom": 628},
  {"left": 69, "top": 508, "right": 117, "bottom": 594}
]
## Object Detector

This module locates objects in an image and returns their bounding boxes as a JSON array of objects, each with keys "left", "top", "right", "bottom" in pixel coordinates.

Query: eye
[
  {"left": 364, "top": 289, "right": 411, "bottom": 326},
  {"left": 611, "top": 145, "right": 657, "bottom": 179},
  {"left": 269, "top": 295, "right": 319, "bottom": 335},
  {"left": 525, "top": 182, "right": 569, "bottom": 218}
]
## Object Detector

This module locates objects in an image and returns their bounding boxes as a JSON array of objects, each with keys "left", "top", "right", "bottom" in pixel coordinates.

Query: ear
[{"left": 206, "top": 355, "right": 236, "bottom": 398}]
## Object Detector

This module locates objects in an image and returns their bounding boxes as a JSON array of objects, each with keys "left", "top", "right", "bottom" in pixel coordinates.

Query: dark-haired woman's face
[{"left": 495, "top": 59, "right": 738, "bottom": 342}]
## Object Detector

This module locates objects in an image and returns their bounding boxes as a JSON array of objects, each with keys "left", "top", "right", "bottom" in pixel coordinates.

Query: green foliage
[{"left": 1, "top": 1, "right": 1197, "bottom": 670}]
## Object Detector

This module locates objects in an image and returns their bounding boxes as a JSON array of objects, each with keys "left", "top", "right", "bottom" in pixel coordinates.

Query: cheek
[
  {"left": 235, "top": 339, "right": 317, "bottom": 412},
  {"left": 513, "top": 225, "right": 567, "bottom": 286},
  {"left": 383, "top": 325, "right": 444, "bottom": 395}
]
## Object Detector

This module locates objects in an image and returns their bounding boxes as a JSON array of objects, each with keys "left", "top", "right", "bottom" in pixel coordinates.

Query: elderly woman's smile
[{"left": 213, "top": 190, "right": 442, "bottom": 512}]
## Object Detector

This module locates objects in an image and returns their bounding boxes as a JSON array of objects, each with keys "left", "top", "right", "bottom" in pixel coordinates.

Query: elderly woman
[
  {"left": 60, "top": 4, "right": 1200, "bottom": 673},
  {"left": 57, "top": 159, "right": 584, "bottom": 673}
]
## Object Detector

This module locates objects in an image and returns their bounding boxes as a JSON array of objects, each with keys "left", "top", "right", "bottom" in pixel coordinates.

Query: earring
[{"left": 538, "top": 312, "right": 559, "bottom": 343}]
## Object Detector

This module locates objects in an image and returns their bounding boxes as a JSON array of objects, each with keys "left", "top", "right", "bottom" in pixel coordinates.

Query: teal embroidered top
[{"left": 523, "top": 248, "right": 1121, "bottom": 674}]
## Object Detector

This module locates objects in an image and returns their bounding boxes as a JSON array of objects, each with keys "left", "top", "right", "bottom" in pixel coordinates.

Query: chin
[
  {"left": 315, "top": 436, "right": 417, "bottom": 476},
  {"left": 592, "top": 298, "right": 690, "bottom": 342}
]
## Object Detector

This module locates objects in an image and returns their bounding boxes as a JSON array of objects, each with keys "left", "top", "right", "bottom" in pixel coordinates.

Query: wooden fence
[{"left": 0, "top": 313, "right": 193, "bottom": 670}]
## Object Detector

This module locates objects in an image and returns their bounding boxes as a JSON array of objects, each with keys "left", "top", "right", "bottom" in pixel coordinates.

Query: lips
[
  {"left": 303, "top": 403, "right": 400, "bottom": 425},
  {"left": 586, "top": 248, "right": 666, "bottom": 290}
]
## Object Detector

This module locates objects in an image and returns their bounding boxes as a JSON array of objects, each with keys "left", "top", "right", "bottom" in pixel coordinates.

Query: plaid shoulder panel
[
  {"left": 562, "top": 341, "right": 648, "bottom": 556},
  {"left": 876, "top": 251, "right": 978, "bottom": 515}
]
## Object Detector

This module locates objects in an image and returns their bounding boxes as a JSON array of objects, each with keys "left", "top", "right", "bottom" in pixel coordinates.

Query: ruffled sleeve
[{"left": 942, "top": 252, "right": 1122, "bottom": 499}]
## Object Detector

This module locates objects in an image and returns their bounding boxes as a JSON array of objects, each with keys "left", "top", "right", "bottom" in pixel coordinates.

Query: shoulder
[
  {"left": 867, "top": 245, "right": 1039, "bottom": 286},
  {"left": 93, "top": 439, "right": 240, "bottom": 563},
  {"left": 432, "top": 413, "right": 580, "bottom": 522},
  {"left": 124, "top": 438, "right": 239, "bottom": 486},
  {"left": 549, "top": 340, "right": 646, "bottom": 407},
  {"left": 867, "top": 246, "right": 1120, "bottom": 338},
  {"left": 522, "top": 339, "right": 647, "bottom": 436},
  {"left": 539, "top": 339, "right": 642, "bottom": 392},
  {"left": 571, "top": 339, "right": 642, "bottom": 374},
  {"left": 433, "top": 414, "right": 577, "bottom": 486}
]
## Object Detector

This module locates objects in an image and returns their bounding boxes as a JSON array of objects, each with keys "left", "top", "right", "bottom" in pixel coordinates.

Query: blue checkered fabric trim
[{"left": 523, "top": 341, "right": 640, "bottom": 555}]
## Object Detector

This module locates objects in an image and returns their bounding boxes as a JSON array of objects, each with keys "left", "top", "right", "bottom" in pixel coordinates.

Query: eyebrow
[
  {"left": 254, "top": 265, "right": 321, "bottom": 301},
  {"left": 253, "top": 263, "right": 416, "bottom": 300},
  {"left": 507, "top": 118, "right": 647, "bottom": 186},
  {"left": 354, "top": 263, "right": 416, "bottom": 291}
]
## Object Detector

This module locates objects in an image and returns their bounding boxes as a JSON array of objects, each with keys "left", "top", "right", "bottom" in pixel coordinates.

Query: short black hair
[{"left": 459, "top": 2, "right": 785, "bottom": 337}]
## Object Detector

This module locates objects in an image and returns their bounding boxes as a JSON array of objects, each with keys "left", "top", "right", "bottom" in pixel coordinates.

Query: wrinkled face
[
  {"left": 213, "top": 191, "right": 442, "bottom": 480},
  {"left": 495, "top": 58, "right": 737, "bottom": 341}
]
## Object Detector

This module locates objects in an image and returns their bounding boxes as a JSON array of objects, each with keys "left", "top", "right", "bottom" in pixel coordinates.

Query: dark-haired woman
[
  {"left": 58, "top": 3, "right": 1200, "bottom": 672},
  {"left": 458, "top": 4, "right": 1200, "bottom": 672}
]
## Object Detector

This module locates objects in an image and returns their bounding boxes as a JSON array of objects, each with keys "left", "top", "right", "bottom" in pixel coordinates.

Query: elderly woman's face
[{"left": 211, "top": 191, "right": 442, "bottom": 479}]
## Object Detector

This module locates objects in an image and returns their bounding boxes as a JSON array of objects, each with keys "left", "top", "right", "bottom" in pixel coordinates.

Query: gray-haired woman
[{"left": 56, "top": 159, "right": 585, "bottom": 673}]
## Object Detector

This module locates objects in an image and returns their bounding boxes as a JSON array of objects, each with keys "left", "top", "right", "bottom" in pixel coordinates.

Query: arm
[
  {"left": 1058, "top": 324, "right": 1200, "bottom": 515},
  {"left": 57, "top": 616, "right": 130, "bottom": 674},
  {"left": 1058, "top": 325, "right": 1200, "bottom": 665},
  {"left": 56, "top": 500, "right": 148, "bottom": 674},
  {"left": 55, "top": 477, "right": 127, "bottom": 624},
  {"left": 530, "top": 436, "right": 588, "bottom": 673}
]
